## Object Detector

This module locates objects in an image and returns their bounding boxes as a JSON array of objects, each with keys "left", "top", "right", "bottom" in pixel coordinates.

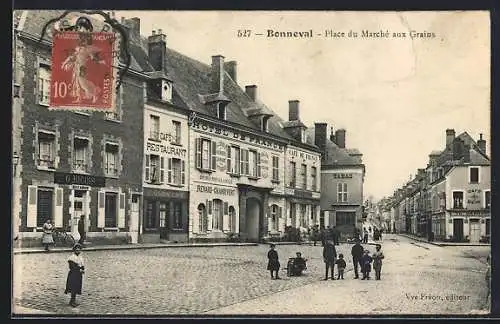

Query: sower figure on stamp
[{"left": 267, "top": 244, "right": 281, "bottom": 280}]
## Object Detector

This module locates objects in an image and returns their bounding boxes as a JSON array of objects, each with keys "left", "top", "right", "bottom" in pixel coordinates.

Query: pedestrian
[
  {"left": 332, "top": 226, "right": 340, "bottom": 245},
  {"left": 372, "top": 244, "right": 385, "bottom": 280},
  {"left": 353, "top": 225, "right": 361, "bottom": 242},
  {"left": 360, "top": 249, "right": 373, "bottom": 280},
  {"left": 335, "top": 253, "right": 347, "bottom": 279},
  {"left": 41, "top": 219, "right": 54, "bottom": 251},
  {"left": 267, "top": 243, "right": 281, "bottom": 280},
  {"left": 312, "top": 225, "right": 319, "bottom": 246},
  {"left": 290, "top": 252, "right": 307, "bottom": 276},
  {"left": 351, "top": 239, "right": 364, "bottom": 279},
  {"left": 320, "top": 226, "right": 326, "bottom": 246},
  {"left": 322, "top": 240, "right": 337, "bottom": 280},
  {"left": 78, "top": 215, "right": 86, "bottom": 245},
  {"left": 65, "top": 243, "right": 85, "bottom": 307},
  {"left": 363, "top": 228, "right": 369, "bottom": 244}
]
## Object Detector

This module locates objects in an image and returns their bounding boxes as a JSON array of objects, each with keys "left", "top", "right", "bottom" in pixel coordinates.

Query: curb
[
  {"left": 397, "top": 234, "right": 490, "bottom": 247},
  {"left": 13, "top": 242, "right": 258, "bottom": 255}
]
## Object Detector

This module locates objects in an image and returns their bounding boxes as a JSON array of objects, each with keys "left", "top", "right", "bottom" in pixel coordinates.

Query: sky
[{"left": 116, "top": 10, "right": 490, "bottom": 201}]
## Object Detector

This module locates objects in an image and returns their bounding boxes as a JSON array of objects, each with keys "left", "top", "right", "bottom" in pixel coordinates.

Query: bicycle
[{"left": 52, "top": 228, "right": 76, "bottom": 247}]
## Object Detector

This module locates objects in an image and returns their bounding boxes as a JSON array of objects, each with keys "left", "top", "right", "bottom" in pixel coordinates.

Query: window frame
[
  {"left": 469, "top": 166, "right": 480, "bottom": 184},
  {"left": 311, "top": 166, "right": 317, "bottom": 191},
  {"left": 300, "top": 164, "right": 307, "bottom": 190},
  {"left": 149, "top": 114, "right": 160, "bottom": 141},
  {"left": 172, "top": 120, "right": 182, "bottom": 145},
  {"left": 37, "top": 63, "right": 51, "bottom": 106},
  {"left": 73, "top": 136, "right": 89, "bottom": 173},
  {"left": 198, "top": 203, "right": 208, "bottom": 233},
  {"left": 272, "top": 155, "right": 280, "bottom": 182},
  {"left": 104, "top": 142, "right": 120, "bottom": 177},
  {"left": 337, "top": 182, "right": 348, "bottom": 202},
  {"left": 452, "top": 190, "right": 465, "bottom": 209},
  {"left": 289, "top": 161, "right": 296, "bottom": 188}
]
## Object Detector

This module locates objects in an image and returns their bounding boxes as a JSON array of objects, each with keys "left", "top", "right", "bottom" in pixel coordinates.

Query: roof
[
  {"left": 305, "top": 128, "right": 362, "bottom": 166},
  {"left": 345, "top": 148, "right": 362, "bottom": 156}
]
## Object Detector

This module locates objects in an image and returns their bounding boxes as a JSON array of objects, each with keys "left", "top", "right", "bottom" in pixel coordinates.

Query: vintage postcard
[{"left": 12, "top": 10, "right": 491, "bottom": 317}]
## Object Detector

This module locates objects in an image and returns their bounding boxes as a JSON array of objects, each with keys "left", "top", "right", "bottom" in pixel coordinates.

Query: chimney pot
[
  {"left": 480, "top": 133, "right": 483, "bottom": 140},
  {"left": 288, "top": 100, "right": 300, "bottom": 121},
  {"left": 152, "top": 30, "right": 156, "bottom": 35},
  {"left": 477, "top": 133, "right": 486, "bottom": 153},
  {"left": 446, "top": 128, "right": 455, "bottom": 147},
  {"left": 335, "top": 129, "right": 346, "bottom": 148},
  {"left": 314, "top": 123, "right": 328, "bottom": 159},
  {"left": 158, "top": 28, "right": 163, "bottom": 34},
  {"left": 148, "top": 27, "right": 167, "bottom": 71},
  {"left": 245, "top": 85, "right": 257, "bottom": 101}
]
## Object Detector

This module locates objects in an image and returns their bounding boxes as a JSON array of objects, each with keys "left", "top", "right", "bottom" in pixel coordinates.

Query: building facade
[{"left": 13, "top": 11, "right": 148, "bottom": 246}]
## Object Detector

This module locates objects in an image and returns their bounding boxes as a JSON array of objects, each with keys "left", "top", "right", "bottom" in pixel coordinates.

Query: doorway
[
  {"left": 453, "top": 218, "right": 464, "bottom": 242},
  {"left": 469, "top": 219, "right": 480, "bottom": 243},
  {"left": 246, "top": 198, "right": 261, "bottom": 241}
]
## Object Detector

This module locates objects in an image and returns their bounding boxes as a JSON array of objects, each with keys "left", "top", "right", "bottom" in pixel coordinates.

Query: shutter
[
  {"left": 181, "top": 160, "right": 186, "bottom": 185},
  {"left": 278, "top": 206, "right": 283, "bottom": 232},
  {"left": 257, "top": 152, "right": 261, "bottom": 177},
  {"left": 235, "top": 149, "right": 240, "bottom": 174},
  {"left": 226, "top": 145, "right": 231, "bottom": 172},
  {"left": 195, "top": 138, "right": 202, "bottom": 169},
  {"left": 118, "top": 192, "right": 126, "bottom": 228},
  {"left": 54, "top": 187, "right": 63, "bottom": 227},
  {"left": 240, "top": 148, "right": 245, "bottom": 175},
  {"left": 211, "top": 141, "right": 217, "bottom": 171},
  {"left": 161, "top": 157, "right": 166, "bottom": 183},
  {"left": 27, "top": 185, "right": 38, "bottom": 228},
  {"left": 207, "top": 200, "right": 213, "bottom": 231},
  {"left": 223, "top": 201, "right": 229, "bottom": 231},
  {"left": 98, "top": 190, "right": 105, "bottom": 228},
  {"left": 166, "top": 158, "right": 171, "bottom": 184},
  {"left": 145, "top": 154, "right": 150, "bottom": 182},
  {"left": 244, "top": 150, "right": 249, "bottom": 175}
]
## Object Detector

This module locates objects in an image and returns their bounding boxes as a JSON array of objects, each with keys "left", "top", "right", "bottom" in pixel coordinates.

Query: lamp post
[{"left": 12, "top": 152, "right": 19, "bottom": 241}]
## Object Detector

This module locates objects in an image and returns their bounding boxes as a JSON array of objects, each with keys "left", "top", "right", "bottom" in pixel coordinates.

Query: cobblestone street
[{"left": 12, "top": 235, "right": 489, "bottom": 315}]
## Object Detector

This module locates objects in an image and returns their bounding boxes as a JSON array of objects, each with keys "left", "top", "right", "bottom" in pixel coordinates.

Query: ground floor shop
[
  {"left": 444, "top": 210, "right": 491, "bottom": 243},
  {"left": 142, "top": 188, "right": 189, "bottom": 243},
  {"left": 322, "top": 205, "right": 362, "bottom": 240}
]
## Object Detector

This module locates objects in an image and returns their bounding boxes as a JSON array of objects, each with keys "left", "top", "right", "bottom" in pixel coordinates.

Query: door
[
  {"left": 159, "top": 202, "right": 168, "bottom": 239},
  {"left": 246, "top": 198, "right": 261, "bottom": 241},
  {"left": 37, "top": 189, "right": 53, "bottom": 227},
  {"left": 469, "top": 219, "right": 481, "bottom": 243},
  {"left": 453, "top": 218, "right": 464, "bottom": 242},
  {"left": 72, "top": 190, "right": 87, "bottom": 235}
]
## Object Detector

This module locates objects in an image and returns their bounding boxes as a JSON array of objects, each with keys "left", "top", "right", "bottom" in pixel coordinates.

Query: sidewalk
[
  {"left": 12, "top": 305, "right": 53, "bottom": 315},
  {"left": 13, "top": 242, "right": 258, "bottom": 255},
  {"left": 397, "top": 233, "right": 490, "bottom": 247}
]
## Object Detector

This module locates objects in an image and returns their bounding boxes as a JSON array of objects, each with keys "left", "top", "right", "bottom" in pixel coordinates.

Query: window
[
  {"left": 104, "top": 143, "right": 119, "bottom": 177},
  {"left": 105, "top": 86, "right": 122, "bottom": 121},
  {"left": 227, "top": 146, "right": 240, "bottom": 175},
  {"left": 270, "top": 205, "right": 278, "bottom": 231},
  {"left": 485, "top": 191, "right": 491, "bottom": 209},
  {"left": 198, "top": 204, "right": 208, "bottom": 233},
  {"left": 290, "top": 202, "right": 296, "bottom": 223},
  {"left": 262, "top": 118, "right": 268, "bottom": 132},
  {"left": 469, "top": 167, "right": 479, "bottom": 183},
  {"left": 159, "top": 202, "right": 167, "bottom": 228},
  {"left": 217, "top": 103, "right": 226, "bottom": 120},
  {"left": 212, "top": 199, "right": 223, "bottom": 230},
  {"left": 172, "top": 201, "right": 182, "bottom": 229},
  {"left": 73, "top": 137, "right": 89, "bottom": 172},
  {"left": 172, "top": 121, "right": 181, "bottom": 144},
  {"left": 289, "top": 161, "right": 296, "bottom": 187},
  {"left": 301, "top": 164, "right": 307, "bottom": 189},
  {"left": 104, "top": 192, "right": 117, "bottom": 227},
  {"left": 452, "top": 191, "right": 464, "bottom": 209},
  {"left": 337, "top": 183, "right": 348, "bottom": 202},
  {"left": 311, "top": 205, "right": 317, "bottom": 222},
  {"left": 38, "top": 64, "right": 51, "bottom": 106},
  {"left": 168, "top": 158, "right": 185, "bottom": 186},
  {"left": 145, "top": 154, "right": 165, "bottom": 184},
  {"left": 272, "top": 156, "right": 279, "bottom": 182},
  {"left": 299, "top": 204, "right": 307, "bottom": 227},
  {"left": 38, "top": 131, "right": 56, "bottom": 169},
  {"left": 300, "top": 129, "right": 306, "bottom": 143},
  {"left": 196, "top": 138, "right": 216, "bottom": 171},
  {"left": 336, "top": 211, "right": 356, "bottom": 226},
  {"left": 150, "top": 115, "right": 160, "bottom": 140},
  {"left": 249, "top": 150, "right": 258, "bottom": 177},
  {"left": 145, "top": 201, "right": 156, "bottom": 229},
  {"left": 311, "top": 167, "right": 317, "bottom": 191},
  {"left": 228, "top": 206, "right": 236, "bottom": 233},
  {"left": 240, "top": 149, "right": 249, "bottom": 175}
]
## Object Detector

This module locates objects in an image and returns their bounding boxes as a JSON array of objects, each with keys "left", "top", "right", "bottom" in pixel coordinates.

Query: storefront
[
  {"left": 447, "top": 210, "right": 490, "bottom": 243},
  {"left": 143, "top": 188, "right": 189, "bottom": 243},
  {"left": 285, "top": 188, "right": 321, "bottom": 230}
]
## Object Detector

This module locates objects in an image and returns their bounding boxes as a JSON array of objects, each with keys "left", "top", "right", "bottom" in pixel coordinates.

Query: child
[
  {"left": 64, "top": 243, "right": 85, "bottom": 307},
  {"left": 267, "top": 244, "right": 281, "bottom": 280},
  {"left": 372, "top": 244, "right": 385, "bottom": 280},
  {"left": 291, "top": 252, "right": 307, "bottom": 276},
  {"left": 335, "top": 253, "right": 347, "bottom": 279},
  {"left": 360, "top": 249, "right": 373, "bottom": 280}
]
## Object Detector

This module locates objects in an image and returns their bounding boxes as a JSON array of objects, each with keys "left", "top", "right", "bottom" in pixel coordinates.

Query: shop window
[
  {"left": 336, "top": 212, "right": 356, "bottom": 226},
  {"left": 159, "top": 202, "right": 167, "bottom": 228},
  {"left": 38, "top": 63, "right": 51, "bottom": 106},
  {"left": 104, "top": 143, "right": 119, "bottom": 177},
  {"left": 452, "top": 191, "right": 464, "bottom": 209},
  {"left": 195, "top": 138, "right": 216, "bottom": 172},
  {"left": 337, "top": 183, "right": 348, "bottom": 202},
  {"left": 172, "top": 201, "right": 182, "bottom": 229},
  {"left": 145, "top": 201, "right": 156, "bottom": 230},
  {"left": 311, "top": 205, "right": 317, "bottom": 222},
  {"left": 212, "top": 199, "right": 223, "bottom": 230},
  {"left": 228, "top": 206, "right": 236, "bottom": 233},
  {"left": 198, "top": 203, "right": 208, "bottom": 233},
  {"left": 38, "top": 131, "right": 56, "bottom": 169},
  {"left": 149, "top": 115, "right": 160, "bottom": 140},
  {"left": 73, "top": 137, "right": 89, "bottom": 172},
  {"left": 272, "top": 156, "right": 279, "bottom": 182}
]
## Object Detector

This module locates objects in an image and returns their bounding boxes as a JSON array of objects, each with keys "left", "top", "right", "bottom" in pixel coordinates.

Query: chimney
[
  {"left": 288, "top": 100, "right": 300, "bottom": 121},
  {"left": 329, "top": 126, "right": 336, "bottom": 142},
  {"left": 446, "top": 129, "right": 455, "bottom": 147},
  {"left": 123, "top": 17, "right": 141, "bottom": 40},
  {"left": 148, "top": 29, "right": 167, "bottom": 71},
  {"left": 477, "top": 133, "right": 486, "bottom": 153},
  {"left": 453, "top": 138, "right": 465, "bottom": 159},
  {"left": 211, "top": 55, "right": 225, "bottom": 94},
  {"left": 245, "top": 85, "right": 257, "bottom": 101},
  {"left": 335, "top": 129, "right": 346, "bottom": 148},
  {"left": 314, "top": 123, "right": 327, "bottom": 156},
  {"left": 225, "top": 61, "right": 237, "bottom": 83}
]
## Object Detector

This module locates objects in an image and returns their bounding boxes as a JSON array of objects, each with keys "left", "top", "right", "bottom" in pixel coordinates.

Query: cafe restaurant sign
[{"left": 54, "top": 172, "right": 106, "bottom": 187}]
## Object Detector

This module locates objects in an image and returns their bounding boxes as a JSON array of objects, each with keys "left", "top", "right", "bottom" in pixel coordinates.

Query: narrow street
[{"left": 12, "top": 235, "right": 489, "bottom": 315}]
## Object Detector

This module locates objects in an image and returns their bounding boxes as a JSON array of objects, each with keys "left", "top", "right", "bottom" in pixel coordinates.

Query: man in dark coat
[
  {"left": 267, "top": 244, "right": 281, "bottom": 280},
  {"left": 351, "top": 239, "right": 364, "bottom": 279},
  {"left": 322, "top": 240, "right": 337, "bottom": 280},
  {"left": 78, "top": 215, "right": 86, "bottom": 245},
  {"left": 332, "top": 226, "right": 340, "bottom": 245}
]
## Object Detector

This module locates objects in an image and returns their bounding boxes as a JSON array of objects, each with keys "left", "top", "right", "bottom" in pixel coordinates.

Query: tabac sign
[{"left": 50, "top": 30, "right": 118, "bottom": 111}]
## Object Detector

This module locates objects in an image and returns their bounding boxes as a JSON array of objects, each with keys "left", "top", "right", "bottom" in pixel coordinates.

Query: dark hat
[
  {"left": 270, "top": 243, "right": 276, "bottom": 248},
  {"left": 72, "top": 243, "right": 83, "bottom": 251}
]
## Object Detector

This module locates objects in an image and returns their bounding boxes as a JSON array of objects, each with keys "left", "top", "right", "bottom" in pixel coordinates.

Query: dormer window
[
  {"left": 161, "top": 80, "right": 173, "bottom": 102},
  {"left": 217, "top": 102, "right": 226, "bottom": 120},
  {"left": 261, "top": 117, "right": 268, "bottom": 132},
  {"left": 300, "top": 128, "right": 306, "bottom": 143}
]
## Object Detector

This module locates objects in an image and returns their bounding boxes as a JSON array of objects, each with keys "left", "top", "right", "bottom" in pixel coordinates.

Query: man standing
[
  {"left": 78, "top": 215, "right": 86, "bottom": 245},
  {"left": 351, "top": 239, "right": 364, "bottom": 279},
  {"left": 323, "top": 240, "right": 337, "bottom": 280},
  {"left": 332, "top": 226, "right": 340, "bottom": 245}
]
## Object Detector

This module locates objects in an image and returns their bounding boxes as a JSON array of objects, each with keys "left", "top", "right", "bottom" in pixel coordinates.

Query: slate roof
[{"left": 305, "top": 128, "right": 362, "bottom": 166}]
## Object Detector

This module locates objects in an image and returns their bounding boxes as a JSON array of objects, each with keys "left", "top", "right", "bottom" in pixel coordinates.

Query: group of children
[{"left": 267, "top": 242, "right": 385, "bottom": 281}]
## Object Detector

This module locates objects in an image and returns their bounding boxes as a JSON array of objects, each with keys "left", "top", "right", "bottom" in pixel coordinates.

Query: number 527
[{"left": 237, "top": 30, "right": 251, "bottom": 37}]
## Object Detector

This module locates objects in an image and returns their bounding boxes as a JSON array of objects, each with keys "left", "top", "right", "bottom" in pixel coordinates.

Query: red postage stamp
[{"left": 50, "top": 31, "right": 118, "bottom": 111}]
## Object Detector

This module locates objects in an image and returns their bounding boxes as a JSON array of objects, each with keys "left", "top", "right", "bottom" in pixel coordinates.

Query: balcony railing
[
  {"left": 149, "top": 130, "right": 159, "bottom": 141},
  {"left": 73, "top": 159, "right": 87, "bottom": 172},
  {"left": 38, "top": 157, "right": 55, "bottom": 169},
  {"left": 105, "top": 166, "right": 118, "bottom": 176}
]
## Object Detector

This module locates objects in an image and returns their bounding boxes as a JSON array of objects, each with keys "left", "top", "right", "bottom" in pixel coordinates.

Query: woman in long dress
[
  {"left": 41, "top": 219, "right": 54, "bottom": 251},
  {"left": 65, "top": 243, "right": 85, "bottom": 307}
]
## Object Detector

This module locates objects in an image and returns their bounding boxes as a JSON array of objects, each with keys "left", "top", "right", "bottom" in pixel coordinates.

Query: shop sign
[
  {"left": 294, "top": 189, "right": 313, "bottom": 199},
  {"left": 466, "top": 188, "right": 481, "bottom": 206},
  {"left": 333, "top": 173, "right": 353, "bottom": 179},
  {"left": 144, "top": 188, "right": 188, "bottom": 200},
  {"left": 287, "top": 148, "right": 319, "bottom": 161},
  {"left": 199, "top": 174, "right": 233, "bottom": 185},
  {"left": 449, "top": 210, "right": 489, "bottom": 217},
  {"left": 195, "top": 184, "right": 236, "bottom": 196},
  {"left": 54, "top": 172, "right": 105, "bottom": 187},
  {"left": 146, "top": 142, "right": 187, "bottom": 157}
]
